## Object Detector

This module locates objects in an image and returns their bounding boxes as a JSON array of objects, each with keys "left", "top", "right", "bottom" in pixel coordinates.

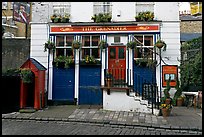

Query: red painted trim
[{"left": 51, "top": 25, "right": 159, "bottom": 33}]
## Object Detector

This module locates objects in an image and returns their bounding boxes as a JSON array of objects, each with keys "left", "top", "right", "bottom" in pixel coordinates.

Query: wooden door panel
[{"left": 108, "top": 46, "right": 126, "bottom": 80}]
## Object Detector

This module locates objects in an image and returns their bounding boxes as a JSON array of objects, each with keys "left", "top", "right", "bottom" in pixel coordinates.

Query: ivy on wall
[{"left": 180, "top": 37, "right": 202, "bottom": 91}]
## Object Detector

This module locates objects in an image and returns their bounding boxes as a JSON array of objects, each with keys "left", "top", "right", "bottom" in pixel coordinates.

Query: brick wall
[
  {"left": 180, "top": 21, "right": 202, "bottom": 33},
  {"left": 2, "top": 38, "right": 30, "bottom": 72}
]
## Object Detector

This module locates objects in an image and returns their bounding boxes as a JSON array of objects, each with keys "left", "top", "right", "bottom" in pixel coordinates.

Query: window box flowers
[
  {"left": 80, "top": 55, "right": 101, "bottom": 65},
  {"left": 53, "top": 55, "right": 74, "bottom": 69},
  {"left": 91, "top": 13, "right": 112, "bottom": 23},
  {"left": 135, "top": 11, "right": 154, "bottom": 22},
  {"left": 50, "top": 13, "right": 70, "bottom": 23}
]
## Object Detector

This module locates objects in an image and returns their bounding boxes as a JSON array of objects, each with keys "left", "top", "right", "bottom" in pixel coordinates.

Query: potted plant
[
  {"left": 155, "top": 39, "right": 167, "bottom": 51},
  {"left": 20, "top": 68, "right": 33, "bottom": 83},
  {"left": 172, "top": 78, "right": 183, "bottom": 106},
  {"left": 44, "top": 40, "right": 55, "bottom": 52},
  {"left": 50, "top": 14, "right": 57, "bottom": 23},
  {"left": 105, "top": 72, "right": 113, "bottom": 87},
  {"left": 127, "top": 41, "right": 138, "bottom": 49},
  {"left": 98, "top": 40, "right": 108, "bottom": 49},
  {"left": 61, "top": 13, "right": 70, "bottom": 23},
  {"left": 163, "top": 77, "right": 172, "bottom": 105},
  {"left": 159, "top": 103, "right": 173, "bottom": 117},
  {"left": 135, "top": 11, "right": 154, "bottom": 22},
  {"left": 72, "top": 40, "right": 81, "bottom": 49}
]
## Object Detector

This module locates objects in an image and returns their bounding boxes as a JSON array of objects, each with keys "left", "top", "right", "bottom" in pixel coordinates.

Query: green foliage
[
  {"left": 2, "top": 68, "right": 21, "bottom": 76},
  {"left": 135, "top": 11, "right": 154, "bottom": 22},
  {"left": 163, "top": 77, "right": 171, "bottom": 99},
  {"left": 172, "top": 78, "right": 182, "bottom": 106},
  {"left": 155, "top": 39, "right": 167, "bottom": 51},
  {"left": 127, "top": 41, "right": 138, "bottom": 49},
  {"left": 44, "top": 40, "right": 55, "bottom": 52},
  {"left": 54, "top": 55, "right": 74, "bottom": 69},
  {"left": 98, "top": 40, "right": 108, "bottom": 49},
  {"left": 20, "top": 68, "right": 33, "bottom": 83},
  {"left": 180, "top": 37, "right": 202, "bottom": 90},
  {"left": 91, "top": 13, "right": 112, "bottom": 23},
  {"left": 135, "top": 58, "right": 157, "bottom": 68},
  {"left": 72, "top": 40, "right": 82, "bottom": 49}
]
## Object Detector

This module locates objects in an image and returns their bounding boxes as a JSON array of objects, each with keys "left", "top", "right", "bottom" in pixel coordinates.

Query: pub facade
[{"left": 30, "top": 2, "right": 180, "bottom": 114}]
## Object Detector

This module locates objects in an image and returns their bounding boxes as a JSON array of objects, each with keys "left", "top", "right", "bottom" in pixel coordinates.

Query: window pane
[
  {"left": 56, "top": 36, "right": 64, "bottom": 47},
  {"left": 56, "top": 49, "right": 64, "bottom": 56},
  {"left": 66, "top": 49, "right": 73, "bottom": 56},
  {"left": 83, "top": 36, "right": 90, "bottom": 47},
  {"left": 92, "top": 48, "right": 100, "bottom": 58},
  {"left": 144, "top": 48, "right": 153, "bottom": 58},
  {"left": 92, "top": 36, "right": 100, "bottom": 46},
  {"left": 118, "top": 48, "right": 125, "bottom": 59},
  {"left": 66, "top": 35, "right": 74, "bottom": 47},
  {"left": 82, "top": 49, "right": 90, "bottom": 59},
  {"left": 114, "top": 36, "right": 120, "bottom": 43},
  {"left": 110, "top": 48, "right": 116, "bottom": 59}
]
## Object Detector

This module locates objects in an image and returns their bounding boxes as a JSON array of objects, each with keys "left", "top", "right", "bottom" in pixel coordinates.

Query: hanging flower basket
[
  {"left": 155, "top": 39, "right": 167, "bottom": 51},
  {"left": 72, "top": 40, "right": 81, "bottom": 49},
  {"left": 44, "top": 40, "right": 55, "bottom": 52},
  {"left": 98, "top": 40, "right": 108, "bottom": 49},
  {"left": 127, "top": 41, "right": 138, "bottom": 49}
]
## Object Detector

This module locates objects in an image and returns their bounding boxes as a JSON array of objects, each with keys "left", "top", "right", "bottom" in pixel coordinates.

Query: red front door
[{"left": 108, "top": 46, "right": 126, "bottom": 80}]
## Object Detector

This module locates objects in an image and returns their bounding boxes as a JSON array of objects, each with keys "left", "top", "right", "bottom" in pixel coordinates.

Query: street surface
[{"left": 2, "top": 119, "right": 201, "bottom": 135}]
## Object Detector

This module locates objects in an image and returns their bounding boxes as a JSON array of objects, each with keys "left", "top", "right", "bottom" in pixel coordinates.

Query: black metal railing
[{"left": 133, "top": 73, "right": 159, "bottom": 111}]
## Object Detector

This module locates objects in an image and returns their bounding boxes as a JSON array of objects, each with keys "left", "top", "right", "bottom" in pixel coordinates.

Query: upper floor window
[
  {"left": 53, "top": 2, "right": 71, "bottom": 16},
  {"left": 93, "top": 2, "right": 112, "bottom": 15},
  {"left": 135, "top": 2, "right": 154, "bottom": 16},
  {"left": 2, "top": 2, "right": 8, "bottom": 9}
]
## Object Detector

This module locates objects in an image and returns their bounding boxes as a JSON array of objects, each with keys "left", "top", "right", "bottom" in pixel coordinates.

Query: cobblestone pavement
[
  {"left": 2, "top": 105, "right": 202, "bottom": 134},
  {"left": 2, "top": 119, "right": 202, "bottom": 135}
]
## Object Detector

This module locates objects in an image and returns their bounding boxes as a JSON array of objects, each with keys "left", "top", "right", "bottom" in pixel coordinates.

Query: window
[
  {"left": 55, "top": 35, "right": 74, "bottom": 57},
  {"left": 114, "top": 36, "right": 120, "bottom": 43},
  {"left": 53, "top": 2, "right": 71, "bottom": 16},
  {"left": 93, "top": 2, "right": 112, "bottom": 15},
  {"left": 10, "top": 2, "right": 14, "bottom": 9},
  {"left": 81, "top": 35, "right": 100, "bottom": 60},
  {"left": 135, "top": 2, "right": 154, "bottom": 16},
  {"left": 2, "top": 16, "right": 15, "bottom": 26},
  {"left": 134, "top": 35, "right": 154, "bottom": 59},
  {"left": 2, "top": 2, "right": 8, "bottom": 9}
]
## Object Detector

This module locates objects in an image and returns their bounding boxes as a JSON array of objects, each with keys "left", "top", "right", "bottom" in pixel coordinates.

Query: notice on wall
[{"left": 162, "top": 65, "right": 178, "bottom": 87}]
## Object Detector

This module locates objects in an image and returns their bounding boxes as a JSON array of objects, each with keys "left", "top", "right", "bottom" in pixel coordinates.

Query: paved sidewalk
[{"left": 2, "top": 105, "right": 202, "bottom": 132}]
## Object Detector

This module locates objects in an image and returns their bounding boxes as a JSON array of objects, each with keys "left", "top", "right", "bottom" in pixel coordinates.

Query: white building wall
[
  {"left": 154, "top": 2, "right": 180, "bottom": 99},
  {"left": 154, "top": 2, "right": 179, "bottom": 21},
  {"left": 112, "top": 2, "right": 135, "bottom": 21},
  {"left": 70, "top": 2, "right": 93, "bottom": 22},
  {"left": 30, "top": 23, "right": 53, "bottom": 99}
]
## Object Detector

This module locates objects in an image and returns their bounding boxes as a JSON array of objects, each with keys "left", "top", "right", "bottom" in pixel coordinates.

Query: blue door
[
  {"left": 133, "top": 65, "right": 156, "bottom": 94},
  {"left": 79, "top": 65, "right": 102, "bottom": 105},
  {"left": 53, "top": 67, "right": 75, "bottom": 102}
]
